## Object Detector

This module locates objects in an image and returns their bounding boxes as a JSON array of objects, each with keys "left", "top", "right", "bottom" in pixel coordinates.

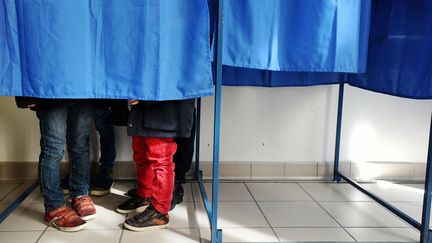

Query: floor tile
[
  {"left": 39, "top": 229, "right": 122, "bottom": 243},
  {"left": 0, "top": 203, "right": 47, "bottom": 231},
  {"left": 298, "top": 182, "right": 372, "bottom": 202},
  {"left": 0, "top": 203, "right": 7, "bottom": 211},
  {"left": 200, "top": 227, "right": 279, "bottom": 242},
  {"left": 121, "top": 228, "right": 200, "bottom": 243},
  {"left": 0, "top": 180, "right": 23, "bottom": 184},
  {"left": 165, "top": 202, "right": 199, "bottom": 228},
  {"left": 259, "top": 202, "right": 339, "bottom": 227},
  {"left": 0, "top": 231, "right": 43, "bottom": 243},
  {"left": 86, "top": 202, "right": 126, "bottom": 230},
  {"left": 321, "top": 202, "right": 410, "bottom": 227},
  {"left": 194, "top": 203, "right": 211, "bottom": 228},
  {"left": 246, "top": 183, "right": 313, "bottom": 201},
  {"left": 1, "top": 183, "right": 41, "bottom": 204},
  {"left": 402, "top": 184, "right": 424, "bottom": 190},
  {"left": 193, "top": 183, "right": 253, "bottom": 202},
  {"left": 346, "top": 228, "right": 419, "bottom": 242},
  {"left": 91, "top": 181, "right": 136, "bottom": 203},
  {"left": 111, "top": 181, "right": 136, "bottom": 193},
  {"left": 392, "top": 201, "right": 432, "bottom": 226},
  {"left": 274, "top": 228, "right": 355, "bottom": 242},
  {"left": 196, "top": 202, "right": 269, "bottom": 228},
  {"left": 0, "top": 182, "right": 21, "bottom": 201},
  {"left": 362, "top": 183, "right": 423, "bottom": 202}
]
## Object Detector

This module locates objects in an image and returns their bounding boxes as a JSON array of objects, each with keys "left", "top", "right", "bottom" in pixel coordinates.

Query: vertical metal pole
[
  {"left": 195, "top": 98, "right": 202, "bottom": 180},
  {"left": 420, "top": 113, "right": 432, "bottom": 243},
  {"left": 333, "top": 81, "right": 345, "bottom": 182},
  {"left": 211, "top": 0, "right": 224, "bottom": 242}
]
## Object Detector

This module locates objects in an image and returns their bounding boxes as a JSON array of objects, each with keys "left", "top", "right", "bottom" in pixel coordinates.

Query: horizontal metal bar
[
  {"left": 0, "top": 180, "right": 38, "bottom": 223},
  {"left": 196, "top": 170, "right": 212, "bottom": 221},
  {"left": 337, "top": 172, "right": 421, "bottom": 230}
]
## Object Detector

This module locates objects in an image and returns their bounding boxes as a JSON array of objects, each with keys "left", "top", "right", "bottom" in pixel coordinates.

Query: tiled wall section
[{"left": 0, "top": 161, "right": 427, "bottom": 182}]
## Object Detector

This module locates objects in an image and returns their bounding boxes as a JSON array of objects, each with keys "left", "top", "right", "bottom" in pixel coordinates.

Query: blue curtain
[
  {"left": 220, "top": 0, "right": 432, "bottom": 99},
  {"left": 222, "top": 0, "right": 371, "bottom": 73},
  {"left": 0, "top": 0, "right": 213, "bottom": 100},
  {"left": 349, "top": 0, "right": 432, "bottom": 99},
  {"left": 219, "top": 0, "right": 371, "bottom": 87},
  {"left": 2, "top": 0, "right": 431, "bottom": 99}
]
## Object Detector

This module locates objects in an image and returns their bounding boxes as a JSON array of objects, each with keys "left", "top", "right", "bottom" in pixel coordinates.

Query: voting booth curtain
[
  {"left": 0, "top": 0, "right": 213, "bottom": 100},
  {"left": 1, "top": 0, "right": 431, "bottom": 100},
  {"left": 220, "top": 0, "right": 432, "bottom": 99}
]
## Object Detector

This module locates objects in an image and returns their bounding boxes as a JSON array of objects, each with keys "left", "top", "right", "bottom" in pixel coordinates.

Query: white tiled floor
[{"left": 0, "top": 181, "right": 424, "bottom": 242}]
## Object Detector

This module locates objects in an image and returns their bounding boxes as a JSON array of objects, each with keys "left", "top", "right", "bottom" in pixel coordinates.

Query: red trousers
[{"left": 132, "top": 136, "right": 177, "bottom": 214}]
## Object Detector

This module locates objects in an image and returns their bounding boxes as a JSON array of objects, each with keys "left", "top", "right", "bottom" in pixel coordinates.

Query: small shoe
[
  {"left": 117, "top": 196, "right": 150, "bottom": 214},
  {"left": 45, "top": 206, "right": 87, "bottom": 232},
  {"left": 125, "top": 188, "right": 137, "bottom": 198},
  {"left": 170, "top": 182, "right": 184, "bottom": 211},
  {"left": 90, "top": 170, "right": 114, "bottom": 196},
  {"left": 123, "top": 205, "right": 169, "bottom": 231},
  {"left": 71, "top": 195, "right": 97, "bottom": 221}
]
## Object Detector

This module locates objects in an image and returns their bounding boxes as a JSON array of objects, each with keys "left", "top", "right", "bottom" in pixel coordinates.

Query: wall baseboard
[{"left": 0, "top": 161, "right": 426, "bottom": 183}]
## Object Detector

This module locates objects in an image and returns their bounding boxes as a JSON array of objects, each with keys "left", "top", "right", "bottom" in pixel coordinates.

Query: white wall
[{"left": 1, "top": 84, "right": 431, "bottom": 164}]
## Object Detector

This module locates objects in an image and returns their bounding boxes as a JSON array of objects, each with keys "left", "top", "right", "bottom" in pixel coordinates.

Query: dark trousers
[{"left": 173, "top": 111, "right": 196, "bottom": 184}]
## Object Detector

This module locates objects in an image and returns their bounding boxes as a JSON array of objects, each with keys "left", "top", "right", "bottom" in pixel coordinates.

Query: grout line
[
  {"left": 34, "top": 226, "right": 49, "bottom": 243},
  {"left": 243, "top": 182, "right": 280, "bottom": 242},
  {"left": 296, "top": 182, "right": 359, "bottom": 242},
  {"left": 118, "top": 228, "right": 125, "bottom": 243},
  {"left": 190, "top": 182, "right": 205, "bottom": 243},
  {"left": 0, "top": 180, "right": 26, "bottom": 202},
  {"left": 117, "top": 189, "right": 130, "bottom": 243}
]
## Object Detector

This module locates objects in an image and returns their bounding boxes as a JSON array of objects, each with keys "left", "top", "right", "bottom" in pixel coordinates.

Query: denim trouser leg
[
  {"left": 37, "top": 106, "right": 68, "bottom": 212},
  {"left": 67, "top": 102, "right": 93, "bottom": 198},
  {"left": 94, "top": 108, "right": 116, "bottom": 170}
]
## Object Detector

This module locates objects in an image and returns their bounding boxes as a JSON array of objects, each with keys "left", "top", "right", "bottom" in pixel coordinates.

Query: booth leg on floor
[
  {"left": 333, "top": 82, "right": 345, "bottom": 183},
  {"left": 420, "top": 113, "right": 432, "bottom": 243},
  {"left": 333, "top": 90, "right": 432, "bottom": 243}
]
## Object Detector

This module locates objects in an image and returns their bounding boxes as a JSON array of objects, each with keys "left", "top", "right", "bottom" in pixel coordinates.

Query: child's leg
[
  {"left": 143, "top": 137, "right": 177, "bottom": 214},
  {"left": 133, "top": 136, "right": 155, "bottom": 199}
]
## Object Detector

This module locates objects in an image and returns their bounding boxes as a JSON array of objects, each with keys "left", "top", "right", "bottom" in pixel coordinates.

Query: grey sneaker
[{"left": 123, "top": 205, "right": 169, "bottom": 231}]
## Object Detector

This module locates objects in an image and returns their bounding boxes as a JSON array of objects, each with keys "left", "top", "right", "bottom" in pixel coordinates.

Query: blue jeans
[
  {"left": 36, "top": 101, "right": 93, "bottom": 212},
  {"left": 94, "top": 108, "right": 116, "bottom": 170}
]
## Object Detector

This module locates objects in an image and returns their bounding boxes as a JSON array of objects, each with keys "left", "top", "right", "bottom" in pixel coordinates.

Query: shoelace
[{"left": 134, "top": 207, "right": 155, "bottom": 222}]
